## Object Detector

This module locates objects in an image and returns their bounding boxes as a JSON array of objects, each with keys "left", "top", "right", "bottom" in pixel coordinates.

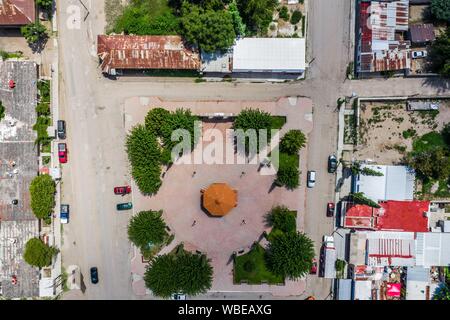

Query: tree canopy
[
  {"left": 128, "top": 210, "right": 169, "bottom": 248},
  {"left": 352, "top": 192, "right": 381, "bottom": 208},
  {"left": 29, "top": 174, "right": 56, "bottom": 221},
  {"left": 434, "top": 283, "right": 450, "bottom": 300},
  {"left": 266, "top": 232, "right": 314, "bottom": 279},
  {"left": 23, "top": 238, "right": 59, "bottom": 268},
  {"left": 21, "top": 22, "right": 48, "bottom": 45},
  {"left": 144, "top": 247, "right": 213, "bottom": 297},
  {"left": 280, "top": 130, "right": 307, "bottom": 155},
  {"left": 267, "top": 206, "right": 297, "bottom": 234},
  {"left": 236, "top": 0, "right": 277, "bottom": 35},
  {"left": 431, "top": 0, "right": 450, "bottom": 22},
  {"left": 179, "top": 3, "right": 236, "bottom": 53},
  {"left": 429, "top": 27, "right": 450, "bottom": 77},
  {"left": 407, "top": 147, "right": 450, "bottom": 180}
]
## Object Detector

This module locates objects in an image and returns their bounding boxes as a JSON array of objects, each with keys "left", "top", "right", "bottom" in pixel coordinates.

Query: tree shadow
[{"left": 422, "top": 77, "right": 450, "bottom": 93}]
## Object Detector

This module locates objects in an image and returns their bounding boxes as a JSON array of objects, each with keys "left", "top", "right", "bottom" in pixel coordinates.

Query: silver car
[{"left": 307, "top": 170, "right": 316, "bottom": 188}]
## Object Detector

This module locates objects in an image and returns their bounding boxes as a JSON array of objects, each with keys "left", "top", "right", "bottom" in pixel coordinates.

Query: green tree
[
  {"left": 351, "top": 162, "right": 384, "bottom": 177},
  {"left": 180, "top": 3, "right": 236, "bottom": 53},
  {"left": 237, "top": 0, "right": 278, "bottom": 34},
  {"left": 145, "top": 107, "right": 171, "bottom": 137},
  {"left": 407, "top": 147, "right": 450, "bottom": 180},
  {"left": 442, "top": 122, "right": 450, "bottom": 146},
  {"left": 429, "top": 27, "right": 450, "bottom": 77},
  {"left": 23, "top": 238, "right": 59, "bottom": 268},
  {"left": 21, "top": 22, "right": 48, "bottom": 45},
  {"left": 233, "top": 108, "right": 273, "bottom": 153},
  {"left": 266, "top": 232, "right": 314, "bottom": 279},
  {"left": 275, "top": 164, "right": 299, "bottom": 190},
  {"left": 431, "top": 0, "right": 450, "bottom": 22},
  {"left": 128, "top": 210, "right": 168, "bottom": 248},
  {"left": 280, "top": 130, "right": 307, "bottom": 155},
  {"left": 36, "top": 102, "right": 50, "bottom": 116},
  {"left": 29, "top": 174, "right": 56, "bottom": 220},
  {"left": 434, "top": 283, "right": 450, "bottom": 300},
  {"left": 144, "top": 248, "right": 213, "bottom": 297},
  {"left": 352, "top": 192, "right": 381, "bottom": 208},
  {"left": 0, "top": 101, "right": 5, "bottom": 121},
  {"left": 278, "top": 6, "right": 289, "bottom": 21},
  {"left": 126, "top": 125, "right": 162, "bottom": 194},
  {"left": 267, "top": 206, "right": 296, "bottom": 234},
  {"left": 290, "top": 10, "right": 302, "bottom": 25},
  {"left": 228, "top": 0, "right": 246, "bottom": 36},
  {"left": 37, "top": 0, "right": 53, "bottom": 10},
  {"left": 162, "top": 108, "right": 200, "bottom": 151}
]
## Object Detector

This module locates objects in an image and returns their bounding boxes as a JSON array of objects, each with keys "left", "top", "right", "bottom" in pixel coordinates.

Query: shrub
[
  {"left": 278, "top": 6, "right": 289, "bottom": 21},
  {"left": 21, "top": 22, "right": 48, "bottom": 45},
  {"left": 144, "top": 247, "right": 213, "bottom": 297},
  {"left": 290, "top": 10, "right": 302, "bottom": 25},
  {"left": 275, "top": 152, "right": 299, "bottom": 189},
  {"left": 128, "top": 210, "right": 169, "bottom": 248},
  {"left": 29, "top": 174, "right": 56, "bottom": 220},
  {"left": 267, "top": 206, "right": 296, "bottom": 234},
  {"left": 266, "top": 232, "right": 314, "bottom": 279},
  {"left": 280, "top": 130, "right": 306, "bottom": 155},
  {"left": 23, "top": 238, "right": 59, "bottom": 268},
  {"left": 0, "top": 101, "right": 5, "bottom": 121},
  {"left": 237, "top": 0, "right": 278, "bottom": 34}
]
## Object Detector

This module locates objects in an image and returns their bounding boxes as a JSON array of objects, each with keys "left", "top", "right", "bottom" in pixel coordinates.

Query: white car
[
  {"left": 412, "top": 50, "right": 427, "bottom": 59},
  {"left": 171, "top": 293, "right": 186, "bottom": 300},
  {"left": 307, "top": 170, "right": 316, "bottom": 188}
]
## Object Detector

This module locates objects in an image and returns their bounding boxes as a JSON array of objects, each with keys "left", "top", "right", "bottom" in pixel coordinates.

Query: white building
[{"left": 352, "top": 164, "right": 415, "bottom": 202}]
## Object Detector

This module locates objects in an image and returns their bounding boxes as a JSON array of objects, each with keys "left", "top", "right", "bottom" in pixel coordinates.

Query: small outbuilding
[{"left": 409, "top": 24, "right": 435, "bottom": 45}]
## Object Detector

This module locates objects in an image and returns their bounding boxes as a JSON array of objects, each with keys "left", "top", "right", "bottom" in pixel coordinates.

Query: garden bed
[{"left": 234, "top": 244, "right": 284, "bottom": 285}]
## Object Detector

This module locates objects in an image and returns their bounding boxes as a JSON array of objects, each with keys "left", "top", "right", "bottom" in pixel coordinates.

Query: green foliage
[
  {"left": 145, "top": 107, "right": 171, "bottom": 137},
  {"left": 290, "top": 10, "right": 302, "bottom": 25},
  {"left": 29, "top": 174, "right": 56, "bottom": 220},
  {"left": 441, "top": 123, "right": 450, "bottom": 146},
  {"left": 128, "top": 210, "right": 168, "bottom": 248},
  {"left": 335, "top": 259, "right": 346, "bottom": 272},
  {"left": 280, "top": 130, "right": 306, "bottom": 155},
  {"left": 351, "top": 162, "right": 384, "bottom": 177},
  {"left": 429, "top": 27, "right": 450, "bottom": 77},
  {"left": 407, "top": 147, "right": 450, "bottom": 180},
  {"left": 402, "top": 128, "right": 417, "bottom": 139},
  {"left": 0, "top": 50, "right": 23, "bottom": 60},
  {"left": 23, "top": 238, "right": 58, "bottom": 268},
  {"left": 21, "top": 22, "right": 48, "bottom": 45},
  {"left": 234, "top": 244, "right": 284, "bottom": 284},
  {"left": 114, "top": 0, "right": 179, "bottom": 35},
  {"left": 275, "top": 152, "right": 299, "bottom": 189},
  {"left": 431, "top": 0, "right": 450, "bottom": 21},
  {"left": 126, "top": 125, "right": 162, "bottom": 194},
  {"left": 434, "top": 283, "right": 450, "bottom": 300},
  {"left": 37, "top": 0, "right": 53, "bottom": 10},
  {"left": 236, "top": 0, "right": 278, "bottom": 35},
  {"left": 352, "top": 192, "right": 381, "bottom": 208},
  {"left": 266, "top": 232, "right": 314, "bottom": 279},
  {"left": 228, "top": 0, "right": 246, "bottom": 36},
  {"left": 0, "top": 101, "right": 5, "bottom": 121},
  {"left": 180, "top": 3, "right": 236, "bottom": 53},
  {"left": 412, "top": 131, "right": 446, "bottom": 153},
  {"left": 267, "top": 206, "right": 297, "bottom": 234},
  {"left": 278, "top": 6, "right": 289, "bottom": 21},
  {"left": 161, "top": 108, "right": 200, "bottom": 150},
  {"left": 233, "top": 108, "right": 274, "bottom": 153},
  {"left": 33, "top": 116, "right": 51, "bottom": 145},
  {"left": 144, "top": 248, "right": 213, "bottom": 297},
  {"left": 36, "top": 103, "right": 50, "bottom": 116}
]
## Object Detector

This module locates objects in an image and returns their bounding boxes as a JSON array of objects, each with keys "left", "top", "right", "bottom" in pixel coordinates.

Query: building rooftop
[
  {"left": 0, "top": 60, "right": 39, "bottom": 298},
  {"left": 97, "top": 35, "right": 201, "bottom": 74},
  {"left": 406, "top": 266, "right": 430, "bottom": 300},
  {"left": 0, "top": 0, "right": 35, "bottom": 26},
  {"left": 409, "top": 24, "right": 435, "bottom": 43},
  {"left": 344, "top": 200, "right": 429, "bottom": 232},
  {"left": 353, "top": 164, "right": 415, "bottom": 202},
  {"left": 415, "top": 232, "right": 450, "bottom": 268},
  {"left": 232, "top": 38, "right": 306, "bottom": 72}
]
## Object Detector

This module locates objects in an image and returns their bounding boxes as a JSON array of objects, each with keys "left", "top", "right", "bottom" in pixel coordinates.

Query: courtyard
[{"left": 125, "top": 96, "right": 313, "bottom": 297}]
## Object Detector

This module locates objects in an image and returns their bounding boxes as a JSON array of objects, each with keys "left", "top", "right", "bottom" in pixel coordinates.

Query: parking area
[
  {"left": 125, "top": 96, "right": 313, "bottom": 297},
  {"left": 355, "top": 100, "right": 450, "bottom": 164}
]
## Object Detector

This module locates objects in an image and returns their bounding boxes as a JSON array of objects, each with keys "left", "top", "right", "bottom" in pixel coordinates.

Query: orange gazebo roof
[{"left": 202, "top": 183, "right": 237, "bottom": 216}]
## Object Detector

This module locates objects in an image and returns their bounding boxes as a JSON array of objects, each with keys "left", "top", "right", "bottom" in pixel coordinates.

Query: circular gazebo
[{"left": 201, "top": 183, "right": 238, "bottom": 216}]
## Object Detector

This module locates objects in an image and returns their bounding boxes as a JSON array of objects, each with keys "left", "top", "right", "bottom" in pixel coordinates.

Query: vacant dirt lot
[{"left": 354, "top": 100, "right": 450, "bottom": 164}]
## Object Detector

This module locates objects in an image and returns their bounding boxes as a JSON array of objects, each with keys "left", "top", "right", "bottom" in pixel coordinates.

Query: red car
[
  {"left": 114, "top": 186, "right": 132, "bottom": 195},
  {"left": 310, "top": 258, "right": 317, "bottom": 275},
  {"left": 58, "top": 143, "right": 68, "bottom": 163},
  {"left": 327, "top": 202, "right": 335, "bottom": 217}
]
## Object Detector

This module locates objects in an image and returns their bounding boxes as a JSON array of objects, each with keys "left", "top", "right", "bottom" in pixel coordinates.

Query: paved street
[{"left": 57, "top": 0, "right": 450, "bottom": 300}]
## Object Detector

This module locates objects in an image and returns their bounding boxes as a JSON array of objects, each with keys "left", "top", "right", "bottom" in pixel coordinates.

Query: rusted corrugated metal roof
[
  {"left": 409, "top": 24, "right": 435, "bottom": 43},
  {"left": 0, "top": 0, "right": 36, "bottom": 26},
  {"left": 97, "top": 35, "right": 200, "bottom": 73}
]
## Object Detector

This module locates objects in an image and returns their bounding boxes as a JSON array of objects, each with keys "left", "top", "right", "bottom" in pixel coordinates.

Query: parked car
[
  {"left": 58, "top": 143, "right": 68, "bottom": 163},
  {"left": 171, "top": 293, "right": 187, "bottom": 300},
  {"left": 57, "top": 120, "right": 66, "bottom": 139},
  {"left": 114, "top": 186, "right": 131, "bottom": 195},
  {"left": 328, "top": 155, "right": 338, "bottom": 173},
  {"left": 60, "top": 204, "right": 70, "bottom": 224},
  {"left": 117, "top": 202, "right": 133, "bottom": 211},
  {"left": 310, "top": 258, "right": 318, "bottom": 275},
  {"left": 327, "top": 202, "right": 335, "bottom": 217},
  {"left": 307, "top": 170, "right": 316, "bottom": 188},
  {"left": 412, "top": 50, "right": 427, "bottom": 59},
  {"left": 90, "top": 267, "right": 99, "bottom": 284}
]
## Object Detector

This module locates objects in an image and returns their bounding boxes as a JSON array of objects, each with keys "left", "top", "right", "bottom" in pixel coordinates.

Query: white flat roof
[
  {"left": 415, "top": 232, "right": 450, "bottom": 267},
  {"left": 232, "top": 38, "right": 306, "bottom": 72}
]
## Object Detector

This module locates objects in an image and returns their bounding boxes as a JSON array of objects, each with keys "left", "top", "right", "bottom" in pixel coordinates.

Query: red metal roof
[
  {"left": 345, "top": 200, "right": 429, "bottom": 232},
  {"left": 409, "top": 24, "right": 435, "bottom": 43},
  {"left": 97, "top": 35, "right": 200, "bottom": 74},
  {"left": 0, "top": 0, "right": 35, "bottom": 26}
]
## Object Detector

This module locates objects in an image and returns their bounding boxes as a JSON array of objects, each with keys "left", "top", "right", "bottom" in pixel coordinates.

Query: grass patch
[
  {"left": 234, "top": 244, "right": 284, "bottom": 285},
  {"left": 412, "top": 132, "right": 445, "bottom": 153},
  {"left": 402, "top": 128, "right": 417, "bottom": 139},
  {"left": 0, "top": 50, "right": 23, "bottom": 60},
  {"left": 41, "top": 141, "right": 51, "bottom": 153},
  {"left": 270, "top": 116, "right": 287, "bottom": 130}
]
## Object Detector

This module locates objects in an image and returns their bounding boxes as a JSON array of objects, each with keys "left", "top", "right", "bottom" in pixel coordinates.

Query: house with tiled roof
[{"left": 0, "top": 0, "right": 36, "bottom": 27}]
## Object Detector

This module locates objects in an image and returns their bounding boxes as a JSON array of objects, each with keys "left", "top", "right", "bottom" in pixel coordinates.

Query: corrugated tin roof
[
  {"left": 366, "top": 231, "right": 416, "bottom": 266},
  {"left": 409, "top": 24, "right": 435, "bottom": 43},
  {"left": 97, "top": 35, "right": 200, "bottom": 73},
  {"left": 232, "top": 38, "right": 306, "bottom": 72},
  {"left": 0, "top": 0, "right": 35, "bottom": 26},
  {"left": 415, "top": 232, "right": 450, "bottom": 267}
]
